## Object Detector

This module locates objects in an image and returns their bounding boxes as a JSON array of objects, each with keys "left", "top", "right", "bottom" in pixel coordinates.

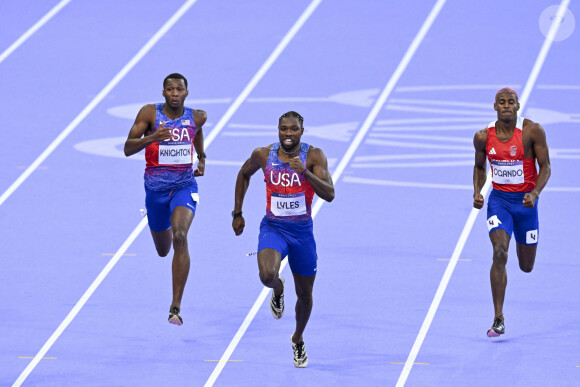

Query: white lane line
[
  {"left": 0, "top": 0, "right": 198, "bottom": 208},
  {"left": 204, "top": 1, "right": 447, "bottom": 385},
  {"left": 0, "top": 0, "right": 72, "bottom": 64},
  {"left": 395, "top": 1, "right": 571, "bottom": 385},
  {"left": 13, "top": 0, "right": 322, "bottom": 384},
  {"left": 11, "top": 219, "right": 148, "bottom": 387},
  {"left": 11, "top": 1, "right": 201, "bottom": 385},
  {"left": 202, "top": 1, "right": 324, "bottom": 384},
  {"left": 203, "top": 0, "right": 323, "bottom": 147}
]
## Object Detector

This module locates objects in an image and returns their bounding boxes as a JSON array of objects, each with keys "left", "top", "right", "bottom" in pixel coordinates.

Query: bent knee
[
  {"left": 259, "top": 271, "right": 277, "bottom": 287},
  {"left": 157, "top": 248, "right": 170, "bottom": 257},
  {"left": 519, "top": 263, "right": 534, "bottom": 273}
]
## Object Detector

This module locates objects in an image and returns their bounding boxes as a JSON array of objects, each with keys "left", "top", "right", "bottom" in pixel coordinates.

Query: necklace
[{"left": 280, "top": 143, "right": 300, "bottom": 155}]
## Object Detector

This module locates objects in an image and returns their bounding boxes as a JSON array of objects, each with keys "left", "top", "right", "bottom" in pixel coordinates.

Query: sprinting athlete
[
  {"left": 124, "top": 73, "right": 207, "bottom": 326},
  {"left": 473, "top": 87, "right": 551, "bottom": 337},
  {"left": 232, "top": 111, "right": 335, "bottom": 367}
]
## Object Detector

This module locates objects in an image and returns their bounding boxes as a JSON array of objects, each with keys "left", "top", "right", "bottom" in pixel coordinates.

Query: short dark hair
[
  {"left": 163, "top": 73, "right": 188, "bottom": 89},
  {"left": 279, "top": 111, "right": 304, "bottom": 127}
]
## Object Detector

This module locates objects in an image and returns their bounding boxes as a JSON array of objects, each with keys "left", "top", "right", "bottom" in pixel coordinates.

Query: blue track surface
[{"left": 1, "top": 1, "right": 579, "bottom": 386}]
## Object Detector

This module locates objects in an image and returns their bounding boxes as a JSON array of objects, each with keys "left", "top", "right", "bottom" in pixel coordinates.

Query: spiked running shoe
[
  {"left": 487, "top": 316, "right": 505, "bottom": 337},
  {"left": 168, "top": 306, "right": 183, "bottom": 326},
  {"left": 292, "top": 337, "right": 309, "bottom": 368},
  {"left": 270, "top": 276, "right": 285, "bottom": 319}
]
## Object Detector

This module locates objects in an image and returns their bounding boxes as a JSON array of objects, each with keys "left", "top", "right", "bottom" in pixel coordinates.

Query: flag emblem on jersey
[
  {"left": 489, "top": 148, "right": 496, "bottom": 155},
  {"left": 510, "top": 146, "right": 517, "bottom": 157},
  {"left": 182, "top": 120, "right": 190, "bottom": 125}
]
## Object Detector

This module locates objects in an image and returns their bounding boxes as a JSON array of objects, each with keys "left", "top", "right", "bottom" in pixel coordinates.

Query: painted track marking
[
  {"left": 204, "top": 1, "right": 447, "bottom": 385},
  {"left": 395, "top": 1, "right": 572, "bottom": 385}
]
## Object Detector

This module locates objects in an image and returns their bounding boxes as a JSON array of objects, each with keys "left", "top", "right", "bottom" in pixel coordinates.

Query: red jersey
[
  {"left": 486, "top": 116, "right": 537, "bottom": 193},
  {"left": 264, "top": 142, "right": 314, "bottom": 223}
]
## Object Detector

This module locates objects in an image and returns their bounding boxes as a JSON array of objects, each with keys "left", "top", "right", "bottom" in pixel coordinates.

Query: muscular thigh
[
  {"left": 145, "top": 186, "right": 172, "bottom": 232},
  {"left": 169, "top": 184, "right": 198, "bottom": 223},
  {"left": 487, "top": 191, "right": 514, "bottom": 240},
  {"left": 258, "top": 217, "right": 290, "bottom": 259},
  {"left": 512, "top": 200, "right": 539, "bottom": 245},
  {"left": 286, "top": 223, "right": 317, "bottom": 277}
]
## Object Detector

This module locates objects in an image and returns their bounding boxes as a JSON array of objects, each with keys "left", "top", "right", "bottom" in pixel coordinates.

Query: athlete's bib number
[
  {"left": 271, "top": 192, "right": 306, "bottom": 217},
  {"left": 491, "top": 160, "right": 524, "bottom": 185},
  {"left": 158, "top": 141, "right": 193, "bottom": 165}
]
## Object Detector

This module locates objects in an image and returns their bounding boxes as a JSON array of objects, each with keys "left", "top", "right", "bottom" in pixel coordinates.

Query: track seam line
[
  {"left": 12, "top": 0, "right": 324, "bottom": 385},
  {"left": 204, "top": 1, "right": 447, "bottom": 385},
  {"left": 0, "top": 0, "right": 198, "bottom": 207},
  {"left": 11, "top": 0, "right": 201, "bottom": 385},
  {"left": 0, "top": 0, "right": 72, "bottom": 64},
  {"left": 395, "top": 1, "right": 571, "bottom": 385}
]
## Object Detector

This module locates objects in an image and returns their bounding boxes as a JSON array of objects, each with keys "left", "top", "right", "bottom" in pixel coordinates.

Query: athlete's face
[
  {"left": 494, "top": 92, "right": 520, "bottom": 122},
  {"left": 162, "top": 79, "right": 188, "bottom": 108},
  {"left": 278, "top": 116, "right": 304, "bottom": 152}
]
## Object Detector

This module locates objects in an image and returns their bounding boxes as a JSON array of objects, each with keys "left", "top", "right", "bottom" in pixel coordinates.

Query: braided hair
[{"left": 279, "top": 111, "right": 304, "bottom": 127}]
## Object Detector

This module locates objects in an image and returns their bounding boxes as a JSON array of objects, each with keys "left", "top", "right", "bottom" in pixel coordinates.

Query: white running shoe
[{"left": 270, "top": 276, "right": 285, "bottom": 319}]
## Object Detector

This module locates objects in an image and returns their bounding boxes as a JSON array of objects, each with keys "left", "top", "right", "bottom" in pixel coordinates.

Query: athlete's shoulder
[
  {"left": 136, "top": 104, "right": 157, "bottom": 122},
  {"left": 306, "top": 145, "right": 324, "bottom": 156},
  {"left": 244, "top": 146, "right": 269, "bottom": 170},
  {"left": 474, "top": 127, "right": 488, "bottom": 147},
  {"left": 306, "top": 145, "right": 328, "bottom": 164},
  {"left": 250, "top": 145, "right": 271, "bottom": 161},
  {"left": 193, "top": 109, "right": 207, "bottom": 126},
  {"left": 193, "top": 109, "right": 207, "bottom": 118},
  {"left": 522, "top": 118, "right": 543, "bottom": 132},
  {"left": 522, "top": 118, "right": 547, "bottom": 143}
]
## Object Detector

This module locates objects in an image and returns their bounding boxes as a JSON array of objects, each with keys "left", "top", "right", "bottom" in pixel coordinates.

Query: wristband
[
  {"left": 300, "top": 168, "right": 308, "bottom": 176},
  {"left": 197, "top": 152, "right": 206, "bottom": 160}
]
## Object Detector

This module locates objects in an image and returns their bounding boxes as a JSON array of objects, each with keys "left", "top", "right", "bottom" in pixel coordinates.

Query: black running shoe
[
  {"left": 270, "top": 276, "right": 285, "bottom": 319},
  {"left": 168, "top": 306, "right": 183, "bottom": 326},
  {"left": 291, "top": 337, "right": 308, "bottom": 368},
  {"left": 487, "top": 316, "right": 505, "bottom": 337}
]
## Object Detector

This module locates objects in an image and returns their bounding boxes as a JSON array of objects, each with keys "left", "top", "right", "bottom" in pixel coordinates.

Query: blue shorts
[
  {"left": 486, "top": 189, "right": 539, "bottom": 245},
  {"left": 145, "top": 182, "right": 198, "bottom": 232},
  {"left": 258, "top": 217, "right": 318, "bottom": 276}
]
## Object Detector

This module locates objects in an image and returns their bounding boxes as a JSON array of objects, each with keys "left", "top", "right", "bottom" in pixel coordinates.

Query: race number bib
[
  {"left": 158, "top": 141, "right": 193, "bottom": 165},
  {"left": 271, "top": 192, "right": 306, "bottom": 217},
  {"left": 491, "top": 160, "right": 524, "bottom": 185}
]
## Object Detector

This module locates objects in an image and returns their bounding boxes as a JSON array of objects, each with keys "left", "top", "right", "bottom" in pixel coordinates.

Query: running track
[{"left": 1, "top": 1, "right": 579, "bottom": 386}]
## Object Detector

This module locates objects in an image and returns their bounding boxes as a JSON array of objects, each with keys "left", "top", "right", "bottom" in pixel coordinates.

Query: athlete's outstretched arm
[
  {"left": 303, "top": 147, "right": 335, "bottom": 202},
  {"left": 473, "top": 129, "right": 488, "bottom": 209},
  {"left": 124, "top": 104, "right": 171, "bottom": 156},
  {"left": 193, "top": 110, "right": 207, "bottom": 177},
  {"left": 524, "top": 123, "right": 551, "bottom": 208},
  {"left": 232, "top": 147, "right": 268, "bottom": 236}
]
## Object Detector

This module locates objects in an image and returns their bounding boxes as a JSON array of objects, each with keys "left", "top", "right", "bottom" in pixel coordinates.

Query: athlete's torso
[
  {"left": 486, "top": 116, "right": 537, "bottom": 192},
  {"left": 264, "top": 142, "right": 315, "bottom": 223},
  {"left": 144, "top": 103, "right": 197, "bottom": 191}
]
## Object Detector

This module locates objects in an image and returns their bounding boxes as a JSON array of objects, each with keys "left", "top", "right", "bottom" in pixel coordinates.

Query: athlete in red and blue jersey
[
  {"left": 124, "top": 73, "right": 207, "bottom": 326},
  {"left": 232, "top": 111, "right": 335, "bottom": 368},
  {"left": 473, "top": 87, "right": 551, "bottom": 337}
]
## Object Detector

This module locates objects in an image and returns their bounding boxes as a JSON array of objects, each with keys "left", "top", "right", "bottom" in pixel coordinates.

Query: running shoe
[
  {"left": 487, "top": 316, "right": 505, "bottom": 337},
  {"left": 168, "top": 306, "right": 183, "bottom": 326},
  {"left": 291, "top": 337, "right": 308, "bottom": 368},
  {"left": 270, "top": 276, "right": 285, "bottom": 319}
]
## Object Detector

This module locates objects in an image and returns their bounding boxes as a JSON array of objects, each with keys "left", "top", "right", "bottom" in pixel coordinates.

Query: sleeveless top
[
  {"left": 486, "top": 116, "right": 537, "bottom": 192},
  {"left": 264, "top": 142, "right": 315, "bottom": 223},
  {"left": 144, "top": 103, "right": 197, "bottom": 191}
]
